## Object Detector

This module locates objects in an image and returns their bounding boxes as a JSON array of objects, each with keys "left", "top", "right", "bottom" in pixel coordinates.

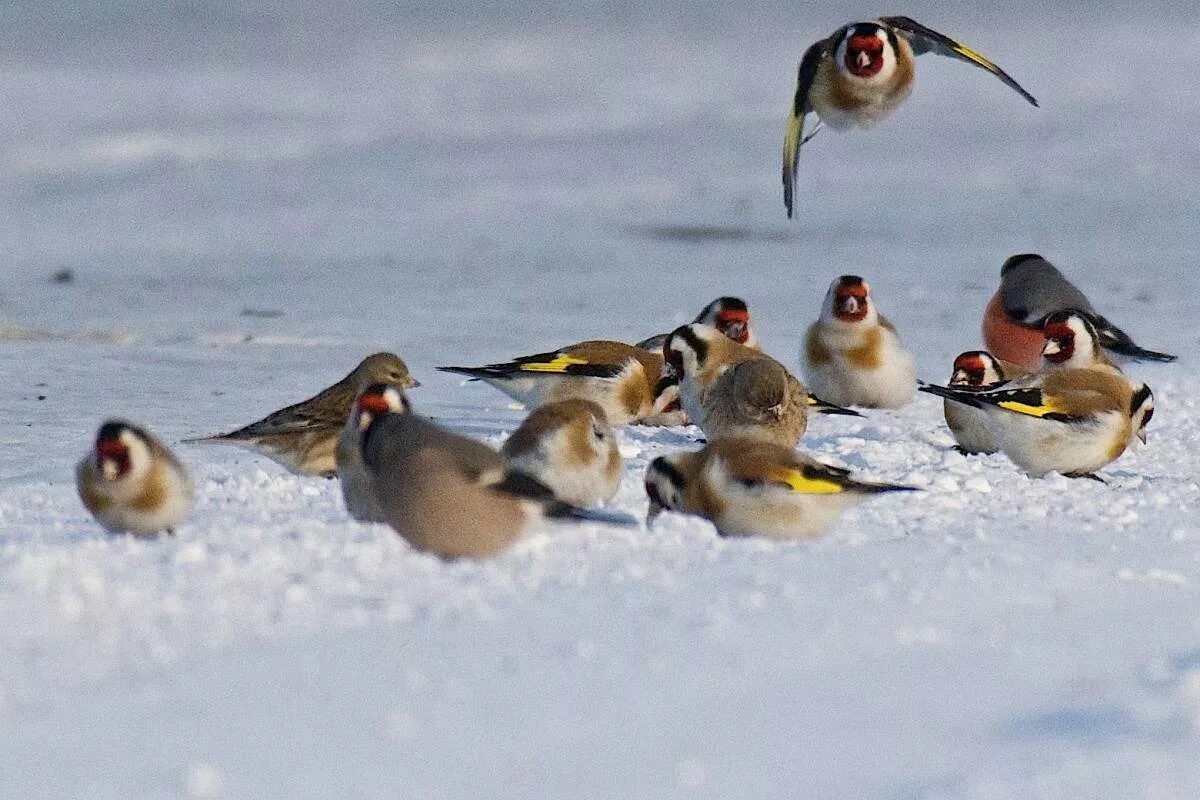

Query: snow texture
[{"left": 2, "top": 2, "right": 1199, "bottom": 797}]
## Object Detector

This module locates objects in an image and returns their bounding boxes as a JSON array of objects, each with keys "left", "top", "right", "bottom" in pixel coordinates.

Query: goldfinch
[
  {"left": 501, "top": 399, "right": 622, "bottom": 507},
  {"left": 783, "top": 16, "right": 1038, "bottom": 217},
  {"left": 637, "top": 296, "right": 760, "bottom": 353},
  {"left": 803, "top": 275, "right": 916, "bottom": 408},
  {"left": 76, "top": 420, "right": 193, "bottom": 535},
  {"left": 186, "top": 352, "right": 419, "bottom": 477},
  {"left": 983, "top": 253, "right": 1175, "bottom": 371},
  {"left": 644, "top": 437, "right": 915, "bottom": 539},
  {"left": 943, "top": 350, "right": 1009, "bottom": 454},
  {"left": 360, "top": 409, "right": 632, "bottom": 558},
  {"left": 438, "top": 340, "right": 663, "bottom": 425},
  {"left": 665, "top": 323, "right": 809, "bottom": 447},
  {"left": 335, "top": 382, "right": 411, "bottom": 522},
  {"left": 1039, "top": 310, "right": 1120, "bottom": 374},
  {"left": 919, "top": 369, "right": 1155, "bottom": 478}
]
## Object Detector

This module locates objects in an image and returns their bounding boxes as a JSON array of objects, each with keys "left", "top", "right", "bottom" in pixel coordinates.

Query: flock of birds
[
  {"left": 73, "top": 17, "right": 1176, "bottom": 557},
  {"left": 76, "top": 253, "right": 1172, "bottom": 556}
]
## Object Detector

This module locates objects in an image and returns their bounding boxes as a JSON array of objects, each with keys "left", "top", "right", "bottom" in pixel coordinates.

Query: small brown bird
[
  {"left": 186, "top": 352, "right": 418, "bottom": 476},
  {"left": 664, "top": 323, "right": 809, "bottom": 448},
  {"left": 501, "top": 399, "right": 622, "bottom": 508},
  {"left": 803, "top": 275, "right": 916, "bottom": 408},
  {"left": 637, "top": 296, "right": 761, "bottom": 353},
  {"left": 919, "top": 369, "right": 1155, "bottom": 478},
  {"left": 783, "top": 16, "right": 1037, "bottom": 217},
  {"left": 336, "top": 382, "right": 411, "bottom": 522},
  {"left": 644, "top": 437, "right": 915, "bottom": 539},
  {"left": 76, "top": 420, "right": 194, "bottom": 535},
  {"left": 439, "top": 340, "right": 663, "bottom": 425},
  {"left": 943, "top": 351, "right": 1009, "bottom": 455},
  {"left": 361, "top": 410, "right": 630, "bottom": 558}
]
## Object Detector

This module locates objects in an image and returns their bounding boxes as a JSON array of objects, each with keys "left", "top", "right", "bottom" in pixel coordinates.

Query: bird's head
[
  {"left": 352, "top": 383, "right": 411, "bottom": 432},
  {"left": 93, "top": 420, "right": 152, "bottom": 482},
  {"left": 696, "top": 296, "right": 752, "bottom": 346},
  {"left": 825, "top": 275, "right": 874, "bottom": 324},
  {"left": 950, "top": 351, "right": 1004, "bottom": 387},
  {"left": 1040, "top": 310, "right": 1098, "bottom": 367},
  {"left": 839, "top": 23, "right": 890, "bottom": 78},
  {"left": 1131, "top": 383, "right": 1154, "bottom": 445},
  {"left": 644, "top": 455, "right": 686, "bottom": 525}
]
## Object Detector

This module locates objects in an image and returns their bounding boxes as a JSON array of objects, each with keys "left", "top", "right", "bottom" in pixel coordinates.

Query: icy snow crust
[{"left": 2, "top": 2, "right": 1200, "bottom": 797}]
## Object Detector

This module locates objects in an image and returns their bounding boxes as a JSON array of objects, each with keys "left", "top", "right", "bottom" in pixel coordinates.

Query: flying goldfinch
[{"left": 783, "top": 16, "right": 1038, "bottom": 217}]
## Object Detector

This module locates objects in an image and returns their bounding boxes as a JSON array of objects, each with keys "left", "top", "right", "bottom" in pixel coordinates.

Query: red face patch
[
  {"left": 833, "top": 285, "right": 870, "bottom": 322},
  {"left": 358, "top": 393, "right": 392, "bottom": 414},
  {"left": 95, "top": 437, "right": 131, "bottom": 478},
  {"left": 1042, "top": 323, "right": 1075, "bottom": 364},
  {"left": 845, "top": 35, "right": 885, "bottom": 77},
  {"left": 952, "top": 355, "right": 988, "bottom": 385},
  {"left": 716, "top": 310, "right": 750, "bottom": 343}
]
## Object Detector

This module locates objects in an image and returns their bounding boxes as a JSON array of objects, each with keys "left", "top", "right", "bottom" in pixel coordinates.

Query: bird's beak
[
  {"left": 405, "top": 377, "right": 422, "bottom": 389},
  {"left": 1041, "top": 340, "right": 1061, "bottom": 357},
  {"left": 836, "top": 296, "right": 860, "bottom": 316},
  {"left": 950, "top": 369, "right": 969, "bottom": 385},
  {"left": 722, "top": 321, "right": 747, "bottom": 341},
  {"left": 1137, "top": 428, "right": 1148, "bottom": 445},
  {"left": 856, "top": 50, "right": 871, "bottom": 68}
]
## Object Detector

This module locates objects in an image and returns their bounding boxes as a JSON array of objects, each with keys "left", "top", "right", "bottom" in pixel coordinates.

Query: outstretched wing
[
  {"left": 881, "top": 16, "right": 1039, "bottom": 107},
  {"left": 783, "top": 39, "right": 827, "bottom": 219}
]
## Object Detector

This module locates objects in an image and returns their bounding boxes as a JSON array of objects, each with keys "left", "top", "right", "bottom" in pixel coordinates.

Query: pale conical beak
[
  {"left": 1137, "top": 428, "right": 1148, "bottom": 445},
  {"left": 405, "top": 376, "right": 422, "bottom": 389},
  {"left": 1041, "top": 340, "right": 1061, "bottom": 357},
  {"left": 856, "top": 51, "right": 871, "bottom": 68}
]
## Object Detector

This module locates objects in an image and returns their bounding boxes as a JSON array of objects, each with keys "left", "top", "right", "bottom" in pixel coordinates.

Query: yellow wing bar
[{"left": 517, "top": 354, "right": 589, "bottom": 373}]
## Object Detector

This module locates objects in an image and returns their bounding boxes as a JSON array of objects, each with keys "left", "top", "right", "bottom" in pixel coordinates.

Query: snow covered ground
[{"left": 2, "top": 2, "right": 1200, "bottom": 797}]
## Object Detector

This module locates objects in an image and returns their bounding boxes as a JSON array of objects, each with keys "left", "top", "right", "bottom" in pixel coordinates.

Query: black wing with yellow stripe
[
  {"left": 881, "top": 16, "right": 1038, "bottom": 107},
  {"left": 439, "top": 351, "right": 625, "bottom": 381},
  {"left": 919, "top": 382, "right": 1075, "bottom": 422}
]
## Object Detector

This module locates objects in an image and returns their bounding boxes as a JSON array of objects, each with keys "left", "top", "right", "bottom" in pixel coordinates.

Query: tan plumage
[
  {"left": 439, "top": 340, "right": 662, "bottom": 425},
  {"left": 501, "top": 399, "right": 622, "bottom": 507},
  {"left": 76, "top": 420, "right": 193, "bottom": 535},
  {"left": 783, "top": 17, "right": 1037, "bottom": 217},
  {"left": 803, "top": 275, "right": 915, "bottom": 408},
  {"left": 920, "top": 368, "right": 1155, "bottom": 478},
  {"left": 644, "top": 438, "right": 914, "bottom": 539},
  {"left": 186, "top": 352, "right": 419, "bottom": 477},
  {"left": 665, "top": 323, "right": 809, "bottom": 447},
  {"left": 335, "top": 382, "right": 411, "bottom": 522}
]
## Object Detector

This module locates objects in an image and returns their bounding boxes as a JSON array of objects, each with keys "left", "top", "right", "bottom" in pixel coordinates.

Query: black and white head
[
  {"left": 835, "top": 22, "right": 900, "bottom": 81},
  {"left": 352, "top": 383, "right": 411, "bottom": 432},
  {"left": 1040, "top": 310, "right": 1100, "bottom": 368},
  {"left": 662, "top": 323, "right": 717, "bottom": 380},
  {"left": 644, "top": 454, "right": 687, "bottom": 524},
  {"left": 92, "top": 420, "right": 154, "bottom": 482},
  {"left": 949, "top": 351, "right": 1005, "bottom": 388},
  {"left": 695, "top": 297, "right": 753, "bottom": 346}
]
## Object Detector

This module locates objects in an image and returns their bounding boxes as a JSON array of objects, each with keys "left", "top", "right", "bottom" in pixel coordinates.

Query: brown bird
[
  {"left": 439, "top": 340, "right": 663, "bottom": 425},
  {"left": 76, "top": 420, "right": 194, "bottom": 535},
  {"left": 501, "top": 399, "right": 622, "bottom": 508},
  {"left": 186, "top": 352, "right": 419, "bottom": 476}
]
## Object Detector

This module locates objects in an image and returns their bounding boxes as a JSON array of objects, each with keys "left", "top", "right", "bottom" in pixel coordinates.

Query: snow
[{"left": 2, "top": 2, "right": 1200, "bottom": 797}]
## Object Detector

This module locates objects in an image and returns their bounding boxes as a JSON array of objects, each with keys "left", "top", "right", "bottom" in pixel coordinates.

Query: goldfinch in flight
[
  {"left": 644, "top": 437, "right": 915, "bottom": 539},
  {"left": 76, "top": 420, "right": 194, "bottom": 535},
  {"left": 783, "top": 16, "right": 1038, "bottom": 217}
]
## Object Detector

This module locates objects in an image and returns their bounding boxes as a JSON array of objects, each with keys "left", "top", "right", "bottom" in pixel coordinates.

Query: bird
[
  {"left": 644, "top": 437, "right": 915, "bottom": 539},
  {"left": 803, "top": 275, "right": 916, "bottom": 408},
  {"left": 438, "top": 340, "right": 663, "bottom": 425},
  {"left": 664, "top": 323, "right": 810, "bottom": 447},
  {"left": 186, "top": 352, "right": 420, "bottom": 477},
  {"left": 783, "top": 16, "right": 1038, "bottom": 217},
  {"left": 501, "top": 399, "right": 622, "bottom": 508},
  {"left": 76, "top": 420, "right": 194, "bottom": 535},
  {"left": 982, "top": 253, "right": 1175, "bottom": 371},
  {"left": 942, "top": 350, "right": 1009, "bottom": 454},
  {"left": 360, "top": 409, "right": 631, "bottom": 558},
  {"left": 1038, "top": 309, "right": 1120, "bottom": 374},
  {"left": 637, "top": 296, "right": 760, "bottom": 353},
  {"left": 335, "top": 382, "right": 411, "bottom": 522},
  {"left": 918, "top": 369, "right": 1155, "bottom": 478}
]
